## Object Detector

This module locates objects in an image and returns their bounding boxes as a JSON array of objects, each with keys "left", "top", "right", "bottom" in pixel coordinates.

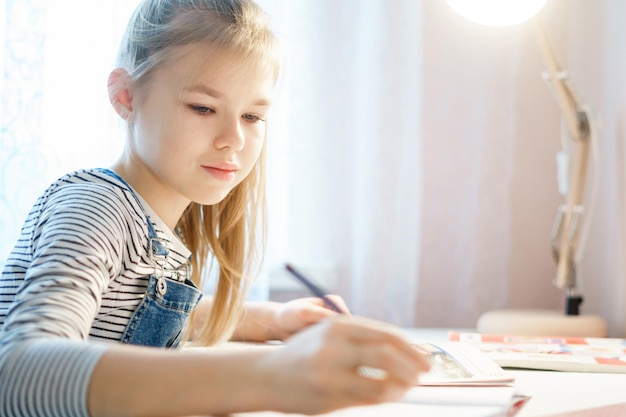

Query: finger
[
  {"left": 289, "top": 297, "right": 339, "bottom": 313},
  {"left": 324, "top": 294, "right": 351, "bottom": 315},
  {"left": 355, "top": 343, "right": 423, "bottom": 387},
  {"left": 295, "top": 295, "right": 350, "bottom": 316},
  {"left": 295, "top": 305, "right": 336, "bottom": 326},
  {"left": 292, "top": 297, "right": 345, "bottom": 324},
  {"left": 332, "top": 317, "right": 431, "bottom": 372},
  {"left": 304, "top": 355, "right": 409, "bottom": 408},
  {"left": 342, "top": 370, "right": 412, "bottom": 405}
]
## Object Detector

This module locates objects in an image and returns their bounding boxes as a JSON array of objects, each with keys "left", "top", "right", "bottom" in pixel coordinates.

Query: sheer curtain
[
  {"left": 0, "top": 0, "right": 138, "bottom": 261},
  {"left": 257, "top": 0, "right": 423, "bottom": 324}
]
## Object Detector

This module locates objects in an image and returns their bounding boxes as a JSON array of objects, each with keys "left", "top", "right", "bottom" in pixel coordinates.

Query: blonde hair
[{"left": 118, "top": 0, "right": 280, "bottom": 345}]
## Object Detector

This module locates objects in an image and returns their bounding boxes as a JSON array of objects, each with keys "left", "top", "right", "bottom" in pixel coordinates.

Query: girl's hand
[
  {"left": 257, "top": 315, "right": 431, "bottom": 414},
  {"left": 270, "top": 295, "right": 350, "bottom": 340},
  {"left": 231, "top": 296, "right": 349, "bottom": 343}
]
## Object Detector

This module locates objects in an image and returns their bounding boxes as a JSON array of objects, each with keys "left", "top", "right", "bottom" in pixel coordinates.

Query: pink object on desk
[{"left": 544, "top": 402, "right": 626, "bottom": 417}]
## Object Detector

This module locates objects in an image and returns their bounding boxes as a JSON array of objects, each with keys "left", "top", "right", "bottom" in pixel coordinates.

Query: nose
[{"left": 214, "top": 115, "right": 245, "bottom": 151}]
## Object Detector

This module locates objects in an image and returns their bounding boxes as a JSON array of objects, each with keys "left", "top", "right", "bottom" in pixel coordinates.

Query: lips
[{"left": 201, "top": 162, "right": 239, "bottom": 181}]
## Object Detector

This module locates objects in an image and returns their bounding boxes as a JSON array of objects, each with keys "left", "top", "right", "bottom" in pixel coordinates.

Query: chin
[{"left": 193, "top": 191, "right": 232, "bottom": 206}]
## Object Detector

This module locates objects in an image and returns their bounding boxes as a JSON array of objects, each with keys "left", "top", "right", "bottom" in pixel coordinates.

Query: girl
[{"left": 0, "top": 1, "right": 429, "bottom": 416}]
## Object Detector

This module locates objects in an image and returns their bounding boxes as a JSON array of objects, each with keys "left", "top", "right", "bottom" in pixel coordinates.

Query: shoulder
[
  {"left": 26, "top": 169, "right": 152, "bottom": 273},
  {"left": 40, "top": 169, "right": 145, "bottom": 225},
  {"left": 30, "top": 169, "right": 150, "bottom": 252},
  {"left": 48, "top": 169, "right": 139, "bottom": 208}
]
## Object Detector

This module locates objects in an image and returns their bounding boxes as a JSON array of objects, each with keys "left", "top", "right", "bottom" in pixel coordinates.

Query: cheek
[
  {"left": 133, "top": 104, "right": 182, "bottom": 158},
  {"left": 240, "top": 135, "right": 265, "bottom": 175},
  {"left": 250, "top": 136, "right": 265, "bottom": 160},
  {"left": 246, "top": 127, "right": 265, "bottom": 157},
  {"left": 134, "top": 123, "right": 180, "bottom": 167}
]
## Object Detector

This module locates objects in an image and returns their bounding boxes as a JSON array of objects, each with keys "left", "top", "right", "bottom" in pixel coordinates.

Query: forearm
[
  {"left": 231, "top": 301, "right": 284, "bottom": 342},
  {"left": 88, "top": 316, "right": 431, "bottom": 417},
  {"left": 88, "top": 344, "right": 277, "bottom": 417},
  {"left": 192, "top": 298, "right": 283, "bottom": 343}
]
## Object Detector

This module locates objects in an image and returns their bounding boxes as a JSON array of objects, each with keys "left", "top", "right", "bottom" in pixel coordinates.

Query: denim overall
[{"left": 98, "top": 169, "right": 203, "bottom": 348}]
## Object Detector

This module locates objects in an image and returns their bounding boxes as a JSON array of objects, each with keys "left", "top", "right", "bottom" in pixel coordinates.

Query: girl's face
[{"left": 124, "top": 44, "right": 274, "bottom": 227}]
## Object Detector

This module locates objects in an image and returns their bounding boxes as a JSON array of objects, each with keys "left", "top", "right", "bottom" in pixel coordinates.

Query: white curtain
[
  {"left": 257, "top": 0, "right": 423, "bottom": 325},
  {"left": 2, "top": 0, "right": 626, "bottom": 335},
  {"left": 0, "top": 0, "right": 137, "bottom": 260}
]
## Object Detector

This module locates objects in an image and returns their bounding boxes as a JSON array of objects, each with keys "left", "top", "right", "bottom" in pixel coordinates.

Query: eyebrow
[{"left": 185, "top": 84, "right": 272, "bottom": 106}]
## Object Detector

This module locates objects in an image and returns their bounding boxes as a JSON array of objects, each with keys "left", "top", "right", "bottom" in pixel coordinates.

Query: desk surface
[
  {"left": 512, "top": 369, "right": 626, "bottom": 416},
  {"left": 231, "top": 328, "right": 626, "bottom": 417}
]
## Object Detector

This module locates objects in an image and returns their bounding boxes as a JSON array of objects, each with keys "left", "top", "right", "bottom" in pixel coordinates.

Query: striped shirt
[{"left": 0, "top": 168, "right": 192, "bottom": 417}]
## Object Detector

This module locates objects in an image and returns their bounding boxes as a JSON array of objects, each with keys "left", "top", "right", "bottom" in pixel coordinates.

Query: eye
[
  {"left": 243, "top": 113, "right": 266, "bottom": 123},
  {"left": 190, "top": 105, "right": 215, "bottom": 115}
]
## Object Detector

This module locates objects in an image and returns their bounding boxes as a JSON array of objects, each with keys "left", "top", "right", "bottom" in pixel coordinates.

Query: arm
[
  {"left": 192, "top": 296, "right": 349, "bottom": 342},
  {"left": 88, "top": 316, "right": 430, "bottom": 417},
  {"left": 0, "top": 181, "right": 131, "bottom": 416},
  {"left": 0, "top": 339, "right": 109, "bottom": 417}
]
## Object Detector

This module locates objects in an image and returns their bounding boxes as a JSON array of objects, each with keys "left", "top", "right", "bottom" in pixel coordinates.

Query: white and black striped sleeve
[{"left": 0, "top": 180, "right": 140, "bottom": 417}]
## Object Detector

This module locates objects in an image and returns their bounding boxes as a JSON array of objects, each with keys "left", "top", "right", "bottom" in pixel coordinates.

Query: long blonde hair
[{"left": 118, "top": 0, "right": 280, "bottom": 345}]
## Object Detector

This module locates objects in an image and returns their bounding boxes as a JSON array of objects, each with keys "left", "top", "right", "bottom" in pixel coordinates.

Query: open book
[
  {"left": 400, "top": 385, "right": 530, "bottom": 417},
  {"left": 344, "top": 341, "right": 530, "bottom": 414},
  {"left": 448, "top": 331, "right": 626, "bottom": 373},
  {"left": 400, "top": 342, "right": 529, "bottom": 417},
  {"left": 411, "top": 342, "right": 515, "bottom": 385}
]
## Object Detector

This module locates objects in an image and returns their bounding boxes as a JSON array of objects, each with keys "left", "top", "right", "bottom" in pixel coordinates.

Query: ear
[{"left": 108, "top": 68, "right": 134, "bottom": 121}]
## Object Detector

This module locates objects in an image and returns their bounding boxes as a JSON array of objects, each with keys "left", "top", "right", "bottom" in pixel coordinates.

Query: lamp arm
[
  {"left": 532, "top": 18, "right": 591, "bottom": 291},
  {"left": 533, "top": 19, "right": 587, "bottom": 142}
]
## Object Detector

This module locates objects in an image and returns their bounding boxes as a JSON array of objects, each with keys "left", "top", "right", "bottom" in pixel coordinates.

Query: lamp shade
[{"left": 446, "top": 0, "right": 548, "bottom": 27}]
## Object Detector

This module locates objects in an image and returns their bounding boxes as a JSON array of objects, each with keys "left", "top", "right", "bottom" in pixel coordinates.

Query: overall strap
[{"left": 94, "top": 168, "right": 168, "bottom": 260}]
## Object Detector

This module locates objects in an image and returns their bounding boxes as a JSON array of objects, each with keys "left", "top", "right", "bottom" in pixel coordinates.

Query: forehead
[{"left": 160, "top": 43, "right": 277, "bottom": 92}]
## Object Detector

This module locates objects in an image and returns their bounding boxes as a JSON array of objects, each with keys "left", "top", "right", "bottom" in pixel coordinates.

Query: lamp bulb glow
[{"left": 446, "top": 0, "right": 548, "bottom": 27}]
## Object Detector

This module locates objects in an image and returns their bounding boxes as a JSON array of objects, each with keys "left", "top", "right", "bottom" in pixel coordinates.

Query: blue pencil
[{"left": 284, "top": 263, "right": 345, "bottom": 314}]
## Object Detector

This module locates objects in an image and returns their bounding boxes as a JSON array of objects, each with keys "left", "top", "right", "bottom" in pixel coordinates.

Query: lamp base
[{"left": 476, "top": 309, "right": 607, "bottom": 337}]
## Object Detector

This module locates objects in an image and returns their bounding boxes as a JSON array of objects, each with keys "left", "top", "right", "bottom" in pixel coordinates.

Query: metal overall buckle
[{"left": 149, "top": 237, "right": 169, "bottom": 297}]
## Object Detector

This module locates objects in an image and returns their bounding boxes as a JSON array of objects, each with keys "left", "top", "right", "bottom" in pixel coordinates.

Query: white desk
[
  {"left": 231, "top": 328, "right": 626, "bottom": 417},
  {"left": 411, "top": 328, "right": 626, "bottom": 417},
  {"left": 512, "top": 369, "right": 626, "bottom": 416}
]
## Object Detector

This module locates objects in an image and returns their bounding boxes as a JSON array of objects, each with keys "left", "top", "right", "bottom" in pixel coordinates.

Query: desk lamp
[{"left": 446, "top": 0, "right": 607, "bottom": 337}]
